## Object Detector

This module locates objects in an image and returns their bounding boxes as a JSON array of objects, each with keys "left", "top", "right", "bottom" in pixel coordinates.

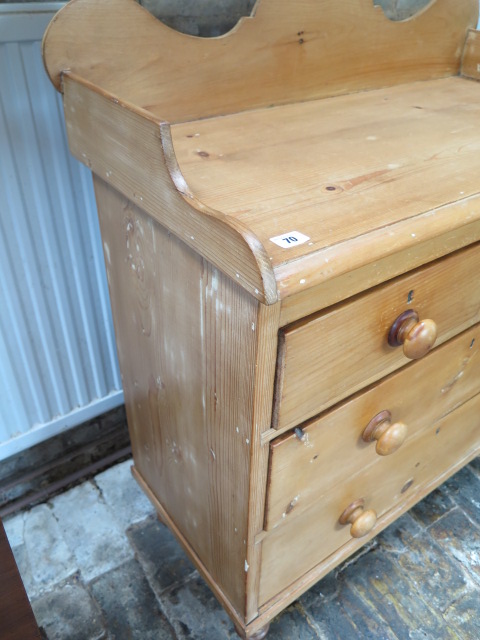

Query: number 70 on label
[{"left": 270, "top": 231, "right": 310, "bottom": 249}]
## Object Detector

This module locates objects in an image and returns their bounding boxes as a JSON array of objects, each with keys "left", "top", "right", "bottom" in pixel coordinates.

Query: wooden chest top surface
[
  {"left": 172, "top": 76, "right": 480, "bottom": 271},
  {"left": 42, "top": 0, "right": 480, "bottom": 310}
]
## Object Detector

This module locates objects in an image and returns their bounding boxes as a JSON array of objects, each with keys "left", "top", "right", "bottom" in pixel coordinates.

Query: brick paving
[{"left": 4, "top": 458, "right": 480, "bottom": 639}]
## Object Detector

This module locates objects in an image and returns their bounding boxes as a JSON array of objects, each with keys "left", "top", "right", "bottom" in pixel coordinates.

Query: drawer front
[
  {"left": 274, "top": 243, "right": 480, "bottom": 430},
  {"left": 259, "top": 392, "right": 480, "bottom": 605},
  {"left": 266, "top": 324, "right": 480, "bottom": 530}
]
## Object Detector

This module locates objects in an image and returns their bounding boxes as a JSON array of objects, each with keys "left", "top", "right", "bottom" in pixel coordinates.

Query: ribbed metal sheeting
[{"left": 0, "top": 4, "right": 123, "bottom": 461}]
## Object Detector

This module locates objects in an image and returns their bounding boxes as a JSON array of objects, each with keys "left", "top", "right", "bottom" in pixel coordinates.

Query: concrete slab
[
  {"left": 4, "top": 543, "right": 35, "bottom": 602},
  {"left": 410, "top": 486, "right": 456, "bottom": 528},
  {"left": 302, "top": 569, "right": 398, "bottom": 640},
  {"left": 429, "top": 508, "right": 480, "bottom": 588},
  {"left": 298, "top": 570, "right": 339, "bottom": 612},
  {"left": 95, "top": 460, "right": 155, "bottom": 530},
  {"left": 4, "top": 511, "right": 25, "bottom": 548},
  {"left": 375, "top": 512, "right": 422, "bottom": 552},
  {"left": 340, "top": 549, "right": 458, "bottom": 640},
  {"left": 395, "top": 531, "right": 469, "bottom": 612},
  {"left": 31, "top": 579, "right": 105, "bottom": 640},
  {"left": 18, "top": 504, "right": 77, "bottom": 597},
  {"left": 159, "top": 573, "right": 238, "bottom": 639},
  {"left": 444, "top": 466, "right": 480, "bottom": 528},
  {"left": 90, "top": 559, "right": 176, "bottom": 640},
  {"left": 470, "top": 457, "right": 480, "bottom": 478},
  {"left": 443, "top": 589, "right": 480, "bottom": 638},
  {"left": 51, "top": 481, "right": 133, "bottom": 582},
  {"left": 128, "top": 517, "right": 195, "bottom": 593},
  {"left": 268, "top": 603, "right": 320, "bottom": 639}
]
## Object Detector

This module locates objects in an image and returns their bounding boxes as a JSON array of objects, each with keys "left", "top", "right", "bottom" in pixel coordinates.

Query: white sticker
[{"left": 270, "top": 231, "right": 310, "bottom": 249}]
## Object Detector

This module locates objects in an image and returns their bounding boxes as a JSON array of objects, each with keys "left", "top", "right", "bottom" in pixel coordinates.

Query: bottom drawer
[{"left": 259, "top": 392, "right": 480, "bottom": 606}]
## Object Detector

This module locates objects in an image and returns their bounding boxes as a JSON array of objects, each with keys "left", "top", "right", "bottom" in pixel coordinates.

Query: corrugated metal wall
[{"left": 0, "top": 3, "right": 123, "bottom": 461}]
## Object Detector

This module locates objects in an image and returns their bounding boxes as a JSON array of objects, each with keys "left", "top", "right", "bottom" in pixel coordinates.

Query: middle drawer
[{"left": 265, "top": 323, "right": 480, "bottom": 531}]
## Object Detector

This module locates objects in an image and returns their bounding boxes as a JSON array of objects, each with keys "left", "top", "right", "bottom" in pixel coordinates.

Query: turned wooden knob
[
  {"left": 362, "top": 410, "right": 407, "bottom": 456},
  {"left": 339, "top": 499, "right": 377, "bottom": 538},
  {"left": 388, "top": 309, "right": 437, "bottom": 360}
]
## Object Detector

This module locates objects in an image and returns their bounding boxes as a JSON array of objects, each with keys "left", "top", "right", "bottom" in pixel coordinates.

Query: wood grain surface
[
  {"left": 244, "top": 302, "right": 281, "bottom": 622},
  {"left": 173, "top": 78, "right": 480, "bottom": 273},
  {"left": 132, "top": 466, "right": 250, "bottom": 634},
  {"left": 461, "top": 28, "right": 480, "bottom": 79},
  {"left": 62, "top": 75, "right": 277, "bottom": 305},
  {"left": 277, "top": 217, "right": 480, "bottom": 325},
  {"left": 61, "top": 73, "right": 480, "bottom": 314},
  {"left": 94, "top": 179, "right": 257, "bottom": 614},
  {"left": 266, "top": 324, "right": 480, "bottom": 529},
  {"left": 94, "top": 179, "right": 278, "bottom": 619},
  {"left": 252, "top": 449, "right": 479, "bottom": 627},
  {"left": 259, "top": 391, "right": 480, "bottom": 604},
  {"left": 274, "top": 243, "right": 480, "bottom": 431},
  {"left": 43, "top": 0, "right": 477, "bottom": 121}
]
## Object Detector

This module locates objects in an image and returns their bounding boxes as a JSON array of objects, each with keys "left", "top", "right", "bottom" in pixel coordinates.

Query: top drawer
[{"left": 274, "top": 243, "right": 480, "bottom": 431}]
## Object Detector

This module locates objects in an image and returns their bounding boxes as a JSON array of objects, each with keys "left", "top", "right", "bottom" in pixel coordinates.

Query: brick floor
[{"left": 4, "top": 458, "right": 480, "bottom": 639}]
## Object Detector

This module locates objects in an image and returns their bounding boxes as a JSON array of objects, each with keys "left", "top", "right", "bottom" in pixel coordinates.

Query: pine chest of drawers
[{"left": 43, "top": 1, "right": 480, "bottom": 636}]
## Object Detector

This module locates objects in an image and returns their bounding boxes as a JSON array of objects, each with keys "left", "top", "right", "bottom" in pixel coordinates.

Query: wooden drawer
[
  {"left": 265, "top": 324, "right": 480, "bottom": 530},
  {"left": 274, "top": 243, "right": 480, "bottom": 431},
  {"left": 259, "top": 391, "right": 480, "bottom": 605}
]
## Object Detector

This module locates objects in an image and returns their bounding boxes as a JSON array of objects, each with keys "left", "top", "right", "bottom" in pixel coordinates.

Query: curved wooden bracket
[
  {"left": 158, "top": 122, "right": 277, "bottom": 303},
  {"left": 61, "top": 74, "right": 277, "bottom": 304}
]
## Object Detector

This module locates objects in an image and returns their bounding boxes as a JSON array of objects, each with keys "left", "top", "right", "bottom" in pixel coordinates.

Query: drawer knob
[
  {"left": 388, "top": 309, "right": 437, "bottom": 360},
  {"left": 339, "top": 499, "right": 377, "bottom": 538},
  {"left": 362, "top": 409, "right": 407, "bottom": 456}
]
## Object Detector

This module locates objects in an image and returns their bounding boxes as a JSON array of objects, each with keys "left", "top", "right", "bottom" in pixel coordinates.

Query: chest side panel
[{"left": 93, "top": 177, "right": 265, "bottom": 617}]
